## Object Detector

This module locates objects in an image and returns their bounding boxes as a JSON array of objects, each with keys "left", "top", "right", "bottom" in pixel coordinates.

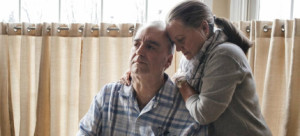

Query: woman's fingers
[
  {"left": 125, "top": 71, "right": 131, "bottom": 85},
  {"left": 119, "top": 70, "right": 131, "bottom": 85}
]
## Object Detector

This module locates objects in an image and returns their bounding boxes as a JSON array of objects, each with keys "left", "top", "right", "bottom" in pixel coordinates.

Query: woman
[{"left": 166, "top": 0, "right": 272, "bottom": 135}]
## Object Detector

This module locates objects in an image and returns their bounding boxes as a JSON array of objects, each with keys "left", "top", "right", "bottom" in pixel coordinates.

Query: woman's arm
[
  {"left": 178, "top": 50, "right": 246, "bottom": 125},
  {"left": 177, "top": 81, "right": 197, "bottom": 102}
]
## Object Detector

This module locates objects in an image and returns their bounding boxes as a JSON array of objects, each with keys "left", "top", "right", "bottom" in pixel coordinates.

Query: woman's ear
[{"left": 198, "top": 20, "right": 210, "bottom": 37}]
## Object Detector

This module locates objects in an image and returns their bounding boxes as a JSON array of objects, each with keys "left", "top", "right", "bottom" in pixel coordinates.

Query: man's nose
[{"left": 136, "top": 44, "right": 146, "bottom": 55}]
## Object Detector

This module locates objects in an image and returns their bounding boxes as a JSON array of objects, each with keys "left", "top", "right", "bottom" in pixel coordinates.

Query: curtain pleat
[
  {"left": 286, "top": 18, "right": 300, "bottom": 136},
  {"left": 79, "top": 37, "right": 101, "bottom": 119},
  {"left": 261, "top": 19, "right": 288, "bottom": 136},
  {"left": 283, "top": 19, "right": 294, "bottom": 136},
  {"left": 79, "top": 36, "right": 133, "bottom": 119},
  {"left": 253, "top": 21, "right": 273, "bottom": 107},
  {"left": 19, "top": 36, "right": 42, "bottom": 136},
  {"left": 18, "top": 23, "right": 42, "bottom": 136},
  {"left": 100, "top": 37, "right": 131, "bottom": 83},
  {"left": 50, "top": 36, "right": 81, "bottom": 136},
  {"left": 0, "top": 29, "right": 15, "bottom": 136},
  {"left": 248, "top": 21, "right": 256, "bottom": 71},
  {"left": 8, "top": 35, "right": 22, "bottom": 136},
  {"left": 34, "top": 23, "right": 52, "bottom": 136}
]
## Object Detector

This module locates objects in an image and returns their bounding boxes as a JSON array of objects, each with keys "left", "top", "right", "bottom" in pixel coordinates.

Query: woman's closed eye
[{"left": 176, "top": 38, "right": 185, "bottom": 44}]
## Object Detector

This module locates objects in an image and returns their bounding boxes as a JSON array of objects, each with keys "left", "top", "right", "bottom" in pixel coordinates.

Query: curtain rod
[
  {"left": 12, "top": 26, "right": 135, "bottom": 33},
  {"left": 245, "top": 24, "right": 285, "bottom": 33}
]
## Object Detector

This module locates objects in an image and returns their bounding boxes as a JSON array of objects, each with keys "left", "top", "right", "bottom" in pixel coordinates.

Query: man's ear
[{"left": 164, "top": 54, "right": 173, "bottom": 70}]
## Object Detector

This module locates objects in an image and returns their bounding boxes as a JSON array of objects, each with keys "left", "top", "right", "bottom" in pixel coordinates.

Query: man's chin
[{"left": 131, "top": 68, "right": 149, "bottom": 75}]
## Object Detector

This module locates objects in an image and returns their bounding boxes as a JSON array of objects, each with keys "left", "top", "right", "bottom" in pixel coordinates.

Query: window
[
  {"left": 22, "top": 0, "right": 59, "bottom": 23},
  {"left": 147, "top": 0, "right": 183, "bottom": 22},
  {"left": 0, "top": 0, "right": 186, "bottom": 23},
  {"left": 1, "top": 0, "right": 19, "bottom": 22},
  {"left": 60, "top": 0, "right": 100, "bottom": 23},
  {"left": 294, "top": 0, "right": 300, "bottom": 18},
  {"left": 259, "top": 0, "right": 299, "bottom": 20},
  {"left": 102, "top": 0, "right": 145, "bottom": 23}
]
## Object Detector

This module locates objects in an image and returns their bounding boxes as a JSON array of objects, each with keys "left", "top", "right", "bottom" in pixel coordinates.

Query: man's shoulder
[
  {"left": 102, "top": 82, "right": 124, "bottom": 91},
  {"left": 93, "top": 82, "right": 128, "bottom": 104},
  {"left": 99, "top": 82, "right": 133, "bottom": 97},
  {"left": 98, "top": 82, "right": 125, "bottom": 95}
]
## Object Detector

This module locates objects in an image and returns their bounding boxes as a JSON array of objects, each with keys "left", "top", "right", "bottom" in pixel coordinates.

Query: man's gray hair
[{"left": 134, "top": 21, "right": 175, "bottom": 55}]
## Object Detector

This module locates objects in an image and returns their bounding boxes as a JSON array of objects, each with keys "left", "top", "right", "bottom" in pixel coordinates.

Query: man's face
[{"left": 130, "top": 27, "right": 173, "bottom": 76}]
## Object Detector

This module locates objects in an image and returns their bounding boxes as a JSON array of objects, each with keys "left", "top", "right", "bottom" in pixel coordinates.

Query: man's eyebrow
[
  {"left": 145, "top": 40, "right": 160, "bottom": 47},
  {"left": 133, "top": 39, "right": 160, "bottom": 47}
]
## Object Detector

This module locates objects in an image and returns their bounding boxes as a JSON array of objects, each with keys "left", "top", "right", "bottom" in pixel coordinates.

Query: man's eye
[
  {"left": 134, "top": 42, "right": 140, "bottom": 47},
  {"left": 146, "top": 45, "right": 154, "bottom": 50}
]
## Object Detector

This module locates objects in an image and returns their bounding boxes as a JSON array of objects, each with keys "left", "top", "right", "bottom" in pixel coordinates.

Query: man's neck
[{"left": 132, "top": 74, "right": 165, "bottom": 110}]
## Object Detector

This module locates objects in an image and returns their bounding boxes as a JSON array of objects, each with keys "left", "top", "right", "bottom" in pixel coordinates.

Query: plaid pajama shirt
[{"left": 77, "top": 75, "right": 208, "bottom": 136}]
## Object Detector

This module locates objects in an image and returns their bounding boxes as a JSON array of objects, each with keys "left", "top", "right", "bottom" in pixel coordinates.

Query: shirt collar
[
  {"left": 119, "top": 73, "right": 176, "bottom": 105},
  {"left": 120, "top": 83, "right": 134, "bottom": 97}
]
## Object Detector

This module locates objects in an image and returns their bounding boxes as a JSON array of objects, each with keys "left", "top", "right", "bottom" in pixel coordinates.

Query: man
[{"left": 77, "top": 21, "right": 207, "bottom": 136}]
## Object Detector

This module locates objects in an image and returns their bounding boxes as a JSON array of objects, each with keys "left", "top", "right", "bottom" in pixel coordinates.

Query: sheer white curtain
[{"left": 230, "top": 0, "right": 259, "bottom": 21}]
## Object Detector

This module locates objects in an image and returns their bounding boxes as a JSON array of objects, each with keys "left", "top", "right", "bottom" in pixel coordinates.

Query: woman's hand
[
  {"left": 178, "top": 81, "right": 197, "bottom": 102},
  {"left": 172, "top": 69, "right": 187, "bottom": 87},
  {"left": 119, "top": 70, "right": 131, "bottom": 86},
  {"left": 172, "top": 70, "right": 197, "bottom": 102}
]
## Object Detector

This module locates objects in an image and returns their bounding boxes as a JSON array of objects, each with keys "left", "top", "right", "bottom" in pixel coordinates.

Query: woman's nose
[{"left": 176, "top": 45, "right": 182, "bottom": 52}]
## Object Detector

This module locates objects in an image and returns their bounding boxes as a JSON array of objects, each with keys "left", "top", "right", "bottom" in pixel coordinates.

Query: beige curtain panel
[
  {"left": 1, "top": 19, "right": 299, "bottom": 136},
  {"left": 237, "top": 19, "right": 300, "bottom": 136},
  {"left": 0, "top": 22, "right": 181, "bottom": 136}
]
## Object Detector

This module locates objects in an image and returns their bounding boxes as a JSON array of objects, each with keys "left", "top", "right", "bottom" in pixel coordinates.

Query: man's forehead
[{"left": 135, "top": 27, "right": 166, "bottom": 40}]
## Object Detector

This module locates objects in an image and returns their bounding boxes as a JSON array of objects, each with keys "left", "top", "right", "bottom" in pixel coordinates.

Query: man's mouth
[
  {"left": 133, "top": 57, "right": 147, "bottom": 64},
  {"left": 134, "top": 60, "right": 146, "bottom": 64}
]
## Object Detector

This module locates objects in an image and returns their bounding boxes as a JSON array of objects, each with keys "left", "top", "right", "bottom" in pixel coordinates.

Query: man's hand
[{"left": 119, "top": 70, "right": 131, "bottom": 86}]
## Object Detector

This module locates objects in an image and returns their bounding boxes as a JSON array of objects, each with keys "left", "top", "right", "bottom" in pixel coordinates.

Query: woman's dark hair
[{"left": 166, "top": 0, "right": 252, "bottom": 54}]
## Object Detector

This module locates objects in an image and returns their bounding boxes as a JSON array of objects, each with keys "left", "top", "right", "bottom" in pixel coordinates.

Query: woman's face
[{"left": 167, "top": 19, "right": 208, "bottom": 60}]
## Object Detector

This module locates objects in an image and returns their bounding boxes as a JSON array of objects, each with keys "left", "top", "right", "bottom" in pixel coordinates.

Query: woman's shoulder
[
  {"left": 214, "top": 42, "right": 245, "bottom": 55},
  {"left": 209, "top": 42, "right": 251, "bottom": 71},
  {"left": 210, "top": 42, "right": 248, "bottom": 61}
]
